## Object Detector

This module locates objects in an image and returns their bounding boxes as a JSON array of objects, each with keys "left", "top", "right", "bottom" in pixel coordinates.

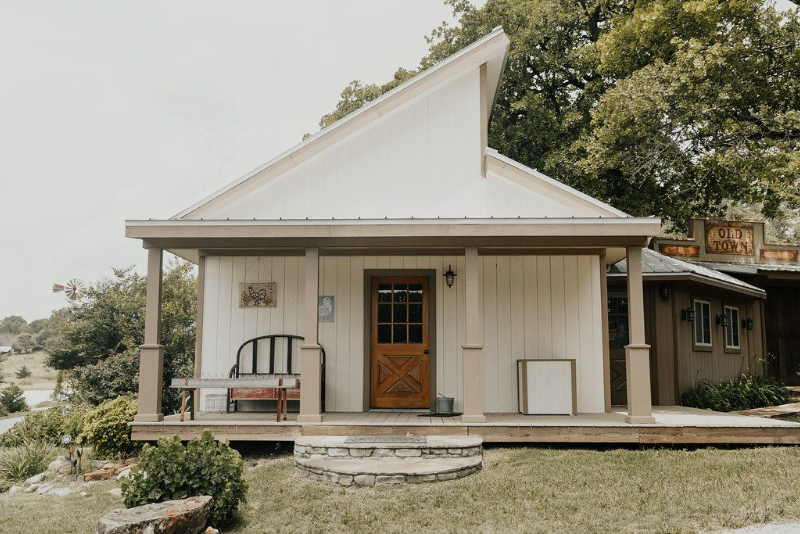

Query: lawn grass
[
  {"left": 2, "top": 446, "right": 800, "bottom": 533},
  {"left": 230, "top": 446, "right": 800, "bottom": 533},
  {"left": 1, "top": 350, "right": 57, "bottom": 391}
]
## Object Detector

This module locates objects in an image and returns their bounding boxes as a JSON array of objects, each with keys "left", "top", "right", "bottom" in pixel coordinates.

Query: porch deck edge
[{"left": 130, "top": 421, "right": 800, "bottom": 445}]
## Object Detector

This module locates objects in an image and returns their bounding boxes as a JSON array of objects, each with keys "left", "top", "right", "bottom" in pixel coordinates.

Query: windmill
[{"left": 52, "top": 279, "right": 87, "bottom": 302}]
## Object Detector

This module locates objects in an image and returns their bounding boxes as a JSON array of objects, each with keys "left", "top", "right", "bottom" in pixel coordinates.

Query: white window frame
[
  {"left": 693, "top": 299, "right": 712, "bottom": 348},
  {"left": 724, "top": 305, "right": 741, "bottom": 350}
]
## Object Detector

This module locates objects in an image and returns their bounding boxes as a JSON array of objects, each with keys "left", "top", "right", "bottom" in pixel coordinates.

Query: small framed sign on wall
[
  {"left": 318, "top": 296, "right": 335, "bottom": 322},
  {"left": 239, "top": 282, "right": 277, "bottom": 308}
]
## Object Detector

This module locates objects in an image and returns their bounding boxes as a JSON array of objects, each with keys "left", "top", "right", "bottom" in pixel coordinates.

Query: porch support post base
[
  {"left": 625, "top": 415, "right": 656, "bottom": 424},
  {"left": 461, "top": 415, "right": 487, "bottom": 423},
  {"left": 297, "top": 415, "right": 323, "bottom": 423},
  {"left": 299, "top": 344, "right": 323, "bottom": 422},
  {"left": 461, "top": 344, "right": 485, "bottom": 423},
  {"left": 135, "top": 343, "right": 164, "bottom": 422},
  {"left": 624, "top": 343, "right": 654, "bottom": 424}
]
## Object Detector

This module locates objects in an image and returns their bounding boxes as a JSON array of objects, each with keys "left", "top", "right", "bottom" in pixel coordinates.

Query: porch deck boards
[{"left": 131, "top": 407, "right": 800, "bottom": 445}]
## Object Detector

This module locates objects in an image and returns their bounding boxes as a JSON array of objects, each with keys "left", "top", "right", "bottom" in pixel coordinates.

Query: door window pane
[
  {"left": 409, "top": 284, "right": 423, "bottom": 302},
  {"left": 378, "top": 304, "right": 391, "bottom": 323},
  {"left": 409, "top": 304, "right": 423, "bottom": 323},
  {"left": 378, "top": 324, "right": 391, "bottom": 343},
  {"left": 378, "top": 284, "right": 392, "bottom": 302},
  {"left": 393, "top": 284, "right": 408, "bottom": 302},
  {"left": 409, "top": 324, "right": 423, "bottom": 343},
  {"left": 393, "top": 304, "right": 407, "bottom": 323},
  {"left": 393, "top": 325, "right": 407, "bottom": 343}
]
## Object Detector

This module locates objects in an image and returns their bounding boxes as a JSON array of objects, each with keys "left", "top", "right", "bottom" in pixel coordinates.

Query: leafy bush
[
  {"left": 122, "top": 430, "right": 247, "bottom": 525},
  {"left": 0, "top": 384, "right": 27, "bottom": 413},
  {"left": 681, "top": 375, "right": 790, "bottom": 412},
  {"left": 69, "top": 351, "right": 139, "bottom": 406},
  {"left": 0, "top": 405, "right": 88, "bottom": 448},
  {"left": 0, "top": 441, "right": 57, "bottom": 483},
  {"left": 81, "top": 396, "right": 139, "bottom": 459},
  {"left": 15, "top": 365, "right": 32, "bottom": 379},
  {"left": 0, "top": 406, "right": 87, "bottom": 447}
]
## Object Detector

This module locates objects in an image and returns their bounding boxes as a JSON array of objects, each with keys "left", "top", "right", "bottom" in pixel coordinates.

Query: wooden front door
[{"left": 370, "top": 277, "right": 430, "bottom": 409}]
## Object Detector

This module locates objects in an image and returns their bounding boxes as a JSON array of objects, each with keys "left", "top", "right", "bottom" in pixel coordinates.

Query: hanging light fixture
[
  {"left": 681, "top": 308, "right": 696, "bottom": 322},
  {"left": 743, "top": 317, "right": 754, "bottom": 331},
  {"left": 444, "top": 265, "right": 456, "bottom": 289}
]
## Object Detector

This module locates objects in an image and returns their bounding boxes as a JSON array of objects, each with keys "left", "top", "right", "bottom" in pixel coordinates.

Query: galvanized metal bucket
[{"left": 436, "top": 396, "right": 454, "bottom": 413}]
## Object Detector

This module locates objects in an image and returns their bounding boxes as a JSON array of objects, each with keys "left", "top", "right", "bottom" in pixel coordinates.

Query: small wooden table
[{"left": 170, "top": 377, "right": 301, "bottom": 422}]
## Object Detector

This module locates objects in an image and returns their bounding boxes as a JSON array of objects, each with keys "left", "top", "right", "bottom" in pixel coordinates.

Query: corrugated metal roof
[
  {"left": 686, "top": 260, "right": 800, "bottom": 274},
  {"left": 609, "top": 248, "right": 764, "bottom": 297}
]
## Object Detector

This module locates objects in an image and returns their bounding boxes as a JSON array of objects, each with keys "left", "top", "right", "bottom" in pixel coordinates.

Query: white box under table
[{"left": 517, "top": 359, "right": 577, "bottom": 415}]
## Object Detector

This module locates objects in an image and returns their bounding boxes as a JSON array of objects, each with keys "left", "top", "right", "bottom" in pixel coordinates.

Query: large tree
[
  {"left": 317, "top": 0, "right": 800, "bottom": 234},
  {"left": 45, "top": 260, "right": 197, "bottom": 411}
]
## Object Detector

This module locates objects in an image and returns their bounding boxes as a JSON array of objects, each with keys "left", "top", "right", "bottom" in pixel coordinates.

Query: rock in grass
[
  {"left": 95, "top": 496, "right": 213, "bottom": 534},
  {"left": 84, "top": 469, "right": 115, "bottom": 481},
  {"left": 24, "top": 473, "right": 45, "bottom": 485}
]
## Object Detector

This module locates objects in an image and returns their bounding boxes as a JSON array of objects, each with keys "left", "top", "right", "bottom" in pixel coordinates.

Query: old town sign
[
  {"left": 655, "top": 218, "right": 800, "bottom": 265},
  {"left": 705, "top": 221, "right": 754, "bottom": 256}
]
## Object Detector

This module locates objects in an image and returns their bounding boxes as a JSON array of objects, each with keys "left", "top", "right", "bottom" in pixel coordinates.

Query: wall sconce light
[
  {"left": 716, "top": 314, "right": 729, "bottom": 327},
  {"left": 681, "top": 308, "right": 695, "bottom": 322},
  {"left": 743, "top": 317, "right": 754, "bottom": 331},
  {"left": 444, "top": 265, "right": 456, "bottom": 289},
  {"left": 658, "top": 284, "right": 670, "bottom": 300}
]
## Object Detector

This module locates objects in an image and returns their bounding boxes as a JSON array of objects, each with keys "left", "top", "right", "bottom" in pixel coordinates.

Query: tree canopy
[
  {"left": 317, "top": 0, "right": 800, "bottom": 235},
  {"left": 45, "top": 260, "right": 197, "bottom": 412}
]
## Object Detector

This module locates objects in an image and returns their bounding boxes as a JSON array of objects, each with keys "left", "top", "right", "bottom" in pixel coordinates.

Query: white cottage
[{"left": 126, "top": 28, "right": 681, "bottom": 442}]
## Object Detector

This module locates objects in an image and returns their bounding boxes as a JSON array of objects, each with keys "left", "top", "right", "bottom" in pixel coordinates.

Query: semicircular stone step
[{"left": 294, "top": 435, "right": 483, "bottom": 486}]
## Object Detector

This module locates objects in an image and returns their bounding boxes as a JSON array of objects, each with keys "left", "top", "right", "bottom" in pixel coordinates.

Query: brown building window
[
  {"left": 693, "top": 299, "right": 712, "bottom": 347},
  {"left": 725, "top": 306, "right": 740, "bottom": 350}
]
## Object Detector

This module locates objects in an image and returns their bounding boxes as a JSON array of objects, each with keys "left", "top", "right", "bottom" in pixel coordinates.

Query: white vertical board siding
[
  {"left": 199, "top": 256, "right": 304, "bottom": 411},
  {"left": 481, "top": 255, "right": 605, "bottom": 413},
  {"left": 200, "top": 254, "right": 605, "bottom": 414},
  {"left": 202, "top": 68, "right": 589, "bottom": 221}
]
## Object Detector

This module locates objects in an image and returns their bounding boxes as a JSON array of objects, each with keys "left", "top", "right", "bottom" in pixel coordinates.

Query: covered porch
[{"left": 128, "top": 218, "right": 662, "bottom": 429}]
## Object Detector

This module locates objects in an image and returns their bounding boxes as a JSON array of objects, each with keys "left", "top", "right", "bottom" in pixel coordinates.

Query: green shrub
[
  {"left": 122, "top": 430, "right": 247, "bottom": 526},
  {"left": 0, "top": 441, "right": 57, "bottom": 483},
  {"left": 0, "top": 405, "right": 88, "bottom": 448},
  {"left": 69, "top": 351, "right": 139, "bottom": 406},
  {"left": 81, "top": 396, "right": 139, "bottom": 459},
  {"left": 681, "top": 375, "right": 790, "bottom": 412},
  {"left": 0, "top": 384, "right": 27, "bottom": 413},
  {"left": 15, "top": 365, "right": 32, "bottom": 379}
]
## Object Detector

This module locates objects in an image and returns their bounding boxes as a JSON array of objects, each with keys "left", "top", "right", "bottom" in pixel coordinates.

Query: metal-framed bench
[{"left": 227, "top": 334, "right": 326, "bottom": 415}]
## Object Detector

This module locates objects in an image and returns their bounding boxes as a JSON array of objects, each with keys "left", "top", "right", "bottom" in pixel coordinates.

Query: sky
[{"left": 0, "top": 0, "right": 463, "bottom": 321}]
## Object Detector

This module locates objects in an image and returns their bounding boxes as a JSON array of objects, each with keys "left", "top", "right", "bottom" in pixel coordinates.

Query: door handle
[{"left": 423, "top": 349, "right": 429, "bottom": 354}]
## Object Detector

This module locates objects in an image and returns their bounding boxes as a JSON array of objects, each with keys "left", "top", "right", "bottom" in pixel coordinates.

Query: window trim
[
  {"left": 692, "top": 298, "right": 713, "bottom": 350},
  {"left": 724, "top": 305, "right": 741, "bottom": 352}
]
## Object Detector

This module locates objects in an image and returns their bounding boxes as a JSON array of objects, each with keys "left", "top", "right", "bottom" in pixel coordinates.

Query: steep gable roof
[{"left": 176, "top": 27, "right": 511, "bottom": 220}]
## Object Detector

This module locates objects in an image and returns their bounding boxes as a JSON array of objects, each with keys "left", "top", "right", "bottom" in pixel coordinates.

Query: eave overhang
[{"left": 126, "top": 217, "right": 661, "bottom": 251}]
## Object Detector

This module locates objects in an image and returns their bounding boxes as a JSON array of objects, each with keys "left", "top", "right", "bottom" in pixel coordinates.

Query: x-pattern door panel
[{"left": 371, "top": 277, "right": 430, "bottom": 408}]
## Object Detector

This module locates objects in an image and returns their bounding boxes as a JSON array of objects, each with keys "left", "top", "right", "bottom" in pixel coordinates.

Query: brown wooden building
[
  {"left": 655, "top": 219, "right": 800, "bottom": 385},
  {"left": 608, "top": 249, "right": 766, "bottom": 406}
]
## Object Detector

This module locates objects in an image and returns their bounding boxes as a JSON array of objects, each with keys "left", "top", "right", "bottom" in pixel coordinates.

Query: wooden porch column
[
  {"left": 461, "top": 247, "right": 486, "bottom": 423},
  {"left": 624, "top": 247, "right": 655, "bottom": 424},
  {"left": 135, "top": 247, "right": 165, "bottom": 422},
  {"left": 298, "top": 248, "right": 323, "bottom": 422},
  {"left": 192, "top": 255, "right": 205, "bottom": 413}
]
